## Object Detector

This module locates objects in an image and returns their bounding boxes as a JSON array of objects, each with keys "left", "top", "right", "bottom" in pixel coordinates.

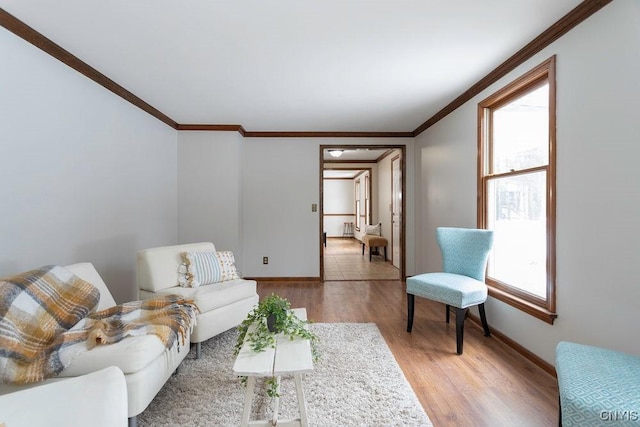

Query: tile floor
[{"left": 323, "top": 237, "right": 400, "bottom": 281}]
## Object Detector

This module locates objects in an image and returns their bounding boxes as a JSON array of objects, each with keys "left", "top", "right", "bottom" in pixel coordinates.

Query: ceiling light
[{"left": 328, "top": 150, "right": 343, "bottom": 158}]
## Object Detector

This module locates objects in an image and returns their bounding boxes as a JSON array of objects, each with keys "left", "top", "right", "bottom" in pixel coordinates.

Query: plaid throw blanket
[
  {"left": 81, "top": 294, "right": 198, "bottom": 351},
  {"left": 0, "top": 265, "right": 198, "bottom": 385}
]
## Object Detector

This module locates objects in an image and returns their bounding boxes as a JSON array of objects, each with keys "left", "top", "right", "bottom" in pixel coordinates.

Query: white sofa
[
  {"left": 0, "top": 366, "right": 127, "bottom": 427},
  {"left": 136, "top": 242, "right": 259, "bottom": 358},
  {"left": 0, "top": 262, "right": 191, "bottom": 427}
]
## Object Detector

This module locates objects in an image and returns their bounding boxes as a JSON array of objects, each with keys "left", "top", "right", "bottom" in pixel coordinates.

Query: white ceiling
[
  {"left": 323, "top": 148, "right": 389, "bottom": 162},
  {"left": 1, "top": 1, "right": 583, "bottom": 132},
  {"left": 323, "top": 170, "right": 361, "bottom": 179}
]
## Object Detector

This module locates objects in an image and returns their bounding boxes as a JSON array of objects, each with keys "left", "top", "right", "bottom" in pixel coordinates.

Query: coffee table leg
[
  {"left": 241, "top": 376, "right": 255, "bottom": 427},
  {"left": 294, "top": 373, "right": 309, "bottom": 427},
  {"left": 272, "top": 376, "right": 281, "bottom": 425}
]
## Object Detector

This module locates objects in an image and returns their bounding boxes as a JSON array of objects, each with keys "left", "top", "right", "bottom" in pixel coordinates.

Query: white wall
[
  {"left": 414, "top": 0, "right": 640, "bottom": 363},
  {"left": 177, "top": 131, "right": 244, "bottom": 272},
  {"left": 0, "top": 28, "right": 178, "bottom": 303},
  {"left": 323, "top": 179, "right": 354, "bottom": 237},
  {"left": 241, "top": 138, "right": 320, "bottom": 277},
  {"left": 176, "top": 137, "right": 414, "bottom": 278}
]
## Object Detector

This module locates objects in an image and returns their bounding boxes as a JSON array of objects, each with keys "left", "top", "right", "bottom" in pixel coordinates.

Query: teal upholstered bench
[{"left": 556, "top": 341, "right": 640, "bottom": 426}]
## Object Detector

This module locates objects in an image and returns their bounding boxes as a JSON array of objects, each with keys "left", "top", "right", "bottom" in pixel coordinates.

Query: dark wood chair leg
[
  {"left": 455, "top": 307, "right": 466, "bottom": 355},
  {"left": 558, "top": 396, "right": 562, "bottom": 427},
  {"left": 369, "top": 246, "right": 373, "bottom": 262},
  {"left": 407, "top": 294, "right": 415, "bottom": 332},
  {"left": 384, "top": 246, "right": 387, "bottom": 261},
  {"left": 361, "top": 243, "right": 365, "bottom": 255},
  {"left": 445, "top": 304, "right": 450, "bottom": 323},
  {"left": 478, "top": 303, "right": 491, "bottom": 336}
]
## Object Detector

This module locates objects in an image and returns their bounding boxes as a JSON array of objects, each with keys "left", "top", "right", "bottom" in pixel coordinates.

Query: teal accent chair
[
  {"left": 406, "top": 227, "right": 494, "bottom": 355},
  {"left": 556, "top": 341, "right": 640, "bottom": 426}
]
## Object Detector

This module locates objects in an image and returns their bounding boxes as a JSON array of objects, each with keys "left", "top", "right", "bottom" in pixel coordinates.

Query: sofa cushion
[
  {"left": 137, "top": 242, "right": 216, "bottom": 292},
  {"left": 58, "top": 331, "right": 167, "bottom": 376},
  {"left": 364, "top": 223, "right": 381, "bottom": 236},
  {"left": 182, "top": 252, "right": 221, "bottom": 287},
  {"left": 180, "top": 250, "right": 241, "bottom": 287},
  {"left": 215, "top": 251, "right": 241, "bottom": 282},
  {"left": 141, "top": 278, "right": 257, "bottom": 314},
  {"left": 216, "top": 251, "right": 240, "bottom": 282}
]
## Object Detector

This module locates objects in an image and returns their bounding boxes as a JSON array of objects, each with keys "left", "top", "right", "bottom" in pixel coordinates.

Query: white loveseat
[
  {"left": 136, "top": 242, "right": 259, "bottom": 358},
  {"left": 0, "top": 366, "right": 128, "bottom": 427},
  {"left": 0, "top": 262, "right": 191, "bottom": 427}
]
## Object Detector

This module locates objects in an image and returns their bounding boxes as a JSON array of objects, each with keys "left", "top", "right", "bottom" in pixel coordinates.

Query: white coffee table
[{"left": 233, "top": 308, "right": 314, "bottom": 427}]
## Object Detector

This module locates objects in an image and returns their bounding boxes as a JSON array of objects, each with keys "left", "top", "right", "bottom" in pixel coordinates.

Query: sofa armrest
[
  {"left": 0, "top": 366, "right": 127, "bottom": 427},
  {"left": 64, "top": 262, "right": 117, "bottom": 310}
]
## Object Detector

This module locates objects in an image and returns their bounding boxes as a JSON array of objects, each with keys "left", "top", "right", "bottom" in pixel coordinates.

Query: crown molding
[
  {"left": 0, "top": 8, "right": 179, "bottom": 129},
  {"left": 176, "top": 125, "right": 413, "bottom": 138},
  {"left": 241, "top": 131, "right": 413, "bottom": 138},
  {"left": 176, "top": 124, "right": 246, "bottom": 134}
]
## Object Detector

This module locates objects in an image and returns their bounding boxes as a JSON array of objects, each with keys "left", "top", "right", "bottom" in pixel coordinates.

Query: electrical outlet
[
  {"left": 263, "top": 256, "right": 268, "bottom": 264},
  {"left": 312, "top": 203, "right": 317, "bottom": 212}
]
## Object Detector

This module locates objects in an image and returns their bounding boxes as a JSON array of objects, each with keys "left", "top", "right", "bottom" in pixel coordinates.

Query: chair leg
[
  {"left": 407, "top": 294, "right": 415, "bottom": 332},
  {"left": 369, "top": 246, "right": 373, "bottom": 262},
  {"left": 455, "top": 307, "right": 467, "bottom": 355},
  {"left": 384, "top": 246, "right": 387, "bottom": 261},
  {"left": 362, "top": 243, "right": 365, "bottom": 255},
  {"left": 479, "top": 303, "right": 491, "bottom": 337},
  {"left": 445, "top": 304, "right": 451, "bottom": 323},
  {"left": 558, "top": 396, "right": 562, "bottom": 427}
]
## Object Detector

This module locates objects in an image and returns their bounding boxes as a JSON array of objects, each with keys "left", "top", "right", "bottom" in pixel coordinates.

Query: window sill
[{"left": 488, "top": 286, "right": 557, "bottom": 325}]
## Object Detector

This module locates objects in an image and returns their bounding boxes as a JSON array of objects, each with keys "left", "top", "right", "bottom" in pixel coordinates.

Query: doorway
[{"left": 319, "top": 145, "right": 406, "bottom": 281}]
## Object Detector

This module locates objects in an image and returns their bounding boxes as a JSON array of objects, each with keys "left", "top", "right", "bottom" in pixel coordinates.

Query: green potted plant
[{"left": 234, "top": 294, "right": 319, "bottom": 397}]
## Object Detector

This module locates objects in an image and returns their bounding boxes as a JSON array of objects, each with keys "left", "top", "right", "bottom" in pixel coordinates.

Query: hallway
[{"left": 323, "top": 237, "right": 400, "bottom": 281}]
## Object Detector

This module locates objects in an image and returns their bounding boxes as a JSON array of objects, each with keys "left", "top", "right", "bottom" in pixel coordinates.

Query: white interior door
[{"left": 391, "top": 156, "right": 401, "bottom": 269}]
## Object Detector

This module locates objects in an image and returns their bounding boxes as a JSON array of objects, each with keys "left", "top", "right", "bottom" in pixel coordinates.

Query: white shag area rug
[{"left": 138, "top": 323, "right": 432, "bottom": 426}]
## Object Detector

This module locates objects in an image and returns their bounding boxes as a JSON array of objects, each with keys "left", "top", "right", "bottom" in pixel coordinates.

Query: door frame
[
  {"left": 391, "top": 154, "right": 401, "bottom": 268},
  {"left": 319, "top": 144, "right": 407, "bottom": 281}
]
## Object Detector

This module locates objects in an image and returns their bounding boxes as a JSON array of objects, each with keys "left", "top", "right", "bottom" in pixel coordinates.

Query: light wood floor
[
  {"left": 323, "top": 237, "right": 400, "bottom": 281},
  {"left": 258, "top": 280, "right": 558, "bottom": 427}
]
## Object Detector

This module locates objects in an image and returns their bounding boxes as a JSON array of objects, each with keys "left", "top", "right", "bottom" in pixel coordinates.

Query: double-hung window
[{"left": 478, "top": 56, "right": 557, "bottom": 324}]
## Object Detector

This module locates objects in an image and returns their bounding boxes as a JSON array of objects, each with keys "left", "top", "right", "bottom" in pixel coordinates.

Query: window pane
[
  {"left": 492, "top": 84, "right": 549, "bottom": 174},
  {"left": 487, "top": 171, "right": 547, "bottom": 299}
]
